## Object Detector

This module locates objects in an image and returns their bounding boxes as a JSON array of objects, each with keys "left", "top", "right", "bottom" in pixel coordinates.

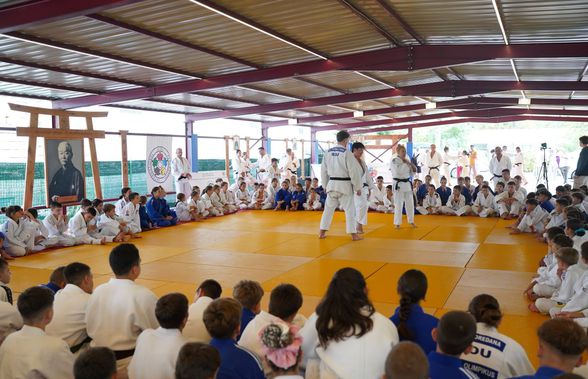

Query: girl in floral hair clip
[{"left": 259, "top": 322, "right": 303, "bottom": 379}]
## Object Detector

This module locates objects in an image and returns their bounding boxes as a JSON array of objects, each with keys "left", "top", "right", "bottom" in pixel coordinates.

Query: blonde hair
[{"left": 396, "top": 144, "right": 406, "bottom": 154}]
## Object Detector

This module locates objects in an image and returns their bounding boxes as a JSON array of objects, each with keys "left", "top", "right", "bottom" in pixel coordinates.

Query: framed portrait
[{"left": 44, "top": 139, "right": 86, "bottom": 205}]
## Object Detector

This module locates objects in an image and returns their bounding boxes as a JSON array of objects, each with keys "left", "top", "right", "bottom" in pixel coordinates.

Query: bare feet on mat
[
  {"left": 395, "top": 224, "right": 400, "bottom": 229},
  {"left": 357, "top": 224, "right": 364, "bottom": 234},
  {"left": 510, "top": 229, "right": 522, "bottom": 235},
  {"left": 319, "top": 230, "right": 327, "bottom": 239},
  {"left": 0, "top": 251, "right": 14, "bottom": 260},
  {"left": 410, "top": 223, "right": 417, "bottom": 228},
  {"left": 351, "top": 233, "right": 363, "bottom": 241}
]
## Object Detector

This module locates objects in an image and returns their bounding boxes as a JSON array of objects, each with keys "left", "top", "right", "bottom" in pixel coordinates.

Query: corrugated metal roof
[{"left": 300, "top": 71, "right": 387, "bottom": 93}]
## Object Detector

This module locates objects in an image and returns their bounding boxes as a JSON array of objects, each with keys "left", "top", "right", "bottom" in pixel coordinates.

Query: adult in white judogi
[
  {"left": 517, "top": 201, "right": 549, "bottom": 233},
  {"left": 300, "top": 312, "right": 398, "bottom": 379},
  {"left": 0, "top": 287, "right": 75, "bottom": 379},
  {"left": 390, "top": 145, "right": 417, "bottom": 228},
  {"left": 512, "top": 147, "right": 524, "bottom": 177},
  {"left": 442, "top": 147, "right": 456, "bottom": 184},
  {"left": 489, "top": 147, "right": 512, "bottom": 185},
  {"left": 232, "top": 150, "right": 243, "bottom": 180},
  {"left": 425, "top": 144, "right": 444, "bottom": 187},
  {"left": 319, "top": 131, "right": 363, "bottom": 240},
  {"left": 172, "top": 148, "right": 192, "bottom": 198},
  {"left": 0, "top": 302, "right": 22, "bottom": 345},
  {"left": 46, "top": 263, "right": 93, "bottom": 352},
  {"left": 255, "top": 147, "right": 272, "bottom": 184},
  {"left": 352, "top": 143, "right": 375, "bottom": 233},
  {"left": 281, "top": 148, "right": 300, "bottom": 180},
  {"left": 471, "top": 186, "right": 496, "bottom": 218},
  {"left": 184, "top": 296, "right": 214, "bottom": 343},
  {"left": 369, "top": 176, "right": 387, "bottom": 211}
]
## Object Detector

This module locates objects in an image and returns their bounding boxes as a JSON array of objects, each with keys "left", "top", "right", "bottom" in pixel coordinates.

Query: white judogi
[
  {"left": 184, "top": 296, "right": 213, "bottom": 343},
  {"left": 86, "top": 278, "right": 159, "bottom": 350},
  {"left": 0, "top": 302, "right": 22, "bottom": 345},
  {"left": 416, "top": 192, "right": 442, "bottom": 215},
  {"left": 544, "top": 210, "right": 565, "bottom": 230},
  {"left": 573, "top": 234, "right": 588, "bottom": 256},
  {"left": 441, "top": 194, "right": 471, "bottom": 216},
  {"left": 425, "top": 151, "right": 444, "bottom": 186},
  {"left": 535, "top": 264, "right": 585, "bottom": 314},
  {"left": 42, "top": 214, "right": 76, "bottom": 246},
  {"left": 512, "top": 152, "right": 524, "bottom": 177},
  {"left": 281, "top": 154, "right": 300, "bottom": 180},
  {"left": 232, "top": 155, "right": 243, "bottom": 180},
  {"left": 27, "top": 219, "right": 61, "bottom": 248},
  {"left": 172, "top": 156, "right": 192, "bottom": 198},
  {"left": 67, "top": 212, "right": 103, "bottom": 245},
  {"left": 532, "top": 262, "right": 560, "bottom": 298},
  {"left": 45, "top": 284, "right": 91, "bottom": 349},
  {"left": 255, "top": 154, "right": 272, "bottom": 183},
  {"left": 202, "top": 193, "right": 222, "bottom": 216},
  {"left": 383, "top": 193, "right": 395, "bottom": 213},
  {"left": 494, "top": 191, "right": 524, "bottom": 216},
  {"left": 472, "top": 192, "right": 496, "bottom": 218},
  {"left": 442, "top": 151, "right": 455, "bottom": 182},
  {"left": 355, "top": 160, "right": 375, "bottom": 226},
  {"left": 369, "top": 185, "right": 386, "bottom": 211},
  {"left": 300, "top": 312, "right": 398, "bottom": 379},
  {"left": 250, "top": 189, "right": 268, "bottom": 209},
  {"left": 128, "top": 327, "right": 186, "bottom": 379},
  {"left": 220, "top": 190, "right": 238, "bottom": 213},
  {"left": 517, "top": 206, "right": 549, "bottom": 233},
  {"left": 210, "top": 192, "right": 225, "bottom": 214},
  {"left": 115, "top": 198, "right": 129, "bottom": 217},
  {"left": 0, "top": 218, "right": 38, "bottom": 257},
  {"left": 235, "top": 189, "right": 251, "bottom": 210},
  {"left": 122, "top": 203, "right": 142, "bottom": 234},
  {"left": 461, "top": 323, "right": 534, "bottom": 379},
  {"left": 489, "top": 155, "right": 512, "bottom": 185},
  {"left": 97, "top": 214, "right": 125, "bottom": 237},
  {"left": 239, "top": 311, "right": 307, "bottom": 374},
  {"left": 0, "top": 325, "right": 74, "bottom": 379},
  {"left": 319, "top": 145, "right": 362, "bottom": 234},
  {"left": 390, "top": 156, "right": 415, "bottom": 226},
  {"left": 553, "top": 269, "right": 588, "bottom": 316},
  {"left": 304, "top": 194, "right": 323, "bottom": 211},
  {"left": 174, "top": 201, "right": 192, "bottom": 222}
]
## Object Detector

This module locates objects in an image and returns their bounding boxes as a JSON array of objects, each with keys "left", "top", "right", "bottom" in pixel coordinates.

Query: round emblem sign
[{"left": 147, "top": 146, "right": 171, "bottom": 183}]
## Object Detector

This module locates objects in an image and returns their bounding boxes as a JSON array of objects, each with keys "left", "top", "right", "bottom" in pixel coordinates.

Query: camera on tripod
[{"left": 540, "top": 142, "right": 548, "bottom": 150}]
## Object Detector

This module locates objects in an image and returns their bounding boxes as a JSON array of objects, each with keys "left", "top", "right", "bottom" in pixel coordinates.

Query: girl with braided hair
[
  {"left": 460, "top": 294, "right": 533, "bottom": 379},
  {"left": 390, "top": 269, "right": 438, "bottom": 354}
]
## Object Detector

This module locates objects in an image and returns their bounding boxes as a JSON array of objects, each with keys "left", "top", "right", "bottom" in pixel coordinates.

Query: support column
[
  {"left": 310, "top": 129, "right": 318, "bottom": 164},
  {"left": 185, "top": 121, "right": 193, "bottom": 161},
  {"left": 224, "top": 136, "right": 231, "bottom": 183},
  {"left": 120, "top": 130, "right": 129, "bottom": 187},
  {"left": 407, "top": 127, "right": 414, "bottom": 157},
  {"left": 301, "top": 139, "right": 305, "bottom": 178}
]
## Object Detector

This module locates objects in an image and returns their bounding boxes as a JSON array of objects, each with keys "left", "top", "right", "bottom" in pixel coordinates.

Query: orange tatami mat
[{"left": 8, "top": 211, "right": 549, "bottom": 366}]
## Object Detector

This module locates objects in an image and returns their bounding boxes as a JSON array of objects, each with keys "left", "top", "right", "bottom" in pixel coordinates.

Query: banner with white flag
[{"left": 146, "top": 136, "right": 174, "bottom": 192}]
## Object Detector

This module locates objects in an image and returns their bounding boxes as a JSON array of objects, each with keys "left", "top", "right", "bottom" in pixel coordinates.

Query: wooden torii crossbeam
[{"left": 9, "top": 103, "right": 107, "bottom": 208}]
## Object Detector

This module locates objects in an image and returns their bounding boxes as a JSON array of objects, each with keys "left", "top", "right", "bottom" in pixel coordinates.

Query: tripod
[{"left": 536, "top": 147, "right": 549, "bottom": 190}]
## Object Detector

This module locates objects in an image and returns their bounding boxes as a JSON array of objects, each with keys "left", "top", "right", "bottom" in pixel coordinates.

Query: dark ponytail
[
  {"left": 468, "top": 294, "right": 502, "bottom": 328},
  {"left": 396, "top": 270, "right": 428, "bottom": 341},
  {"left": 119, "top": 187, "right": 131, "bottom": 200}
]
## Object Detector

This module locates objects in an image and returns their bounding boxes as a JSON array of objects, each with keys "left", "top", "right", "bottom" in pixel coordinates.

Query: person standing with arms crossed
[
  {"left": 319, "top": 130, "right": 363, "bottom": 241},
  {"left": 391, "top": 144, "right": 418, "bottom": 229}
]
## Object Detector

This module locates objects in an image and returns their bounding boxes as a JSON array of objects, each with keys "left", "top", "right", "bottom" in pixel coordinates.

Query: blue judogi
[
  {"left": 417, "top": 183, "right": 429, "bottom": 204},
  {"left": 275, "top": 188, "right": 292, "bottom": 210},
  {"left": 436, "top": 186, "right": 452, "bottom": 206},
  {"left": 390, "top": 304, "right": 438, "bottom": 354},
  {"left": 146, "top": 197, "right": 177, "bottom": 227},
  {"left": 291, "top": 190, "right": 306, "bottom": 210},
  {"left": 139, "top": 205, "right": 152, "bottom": 230},
  {"left": 510, "top": 366, "right": 564, "bottom": 379},
  {"left": 428, "top": 351, "right": 479, "bottom": 379},
  {"left": 462, "top": 187, "right": 472, "bottom": 205},
  {"left": 40, "top": 282, "right": 61, "bottom": 294},
  {"left": 237, "top": 308, "right": 256, "bottom": 341},
  {"left": 210, "top": 338, "right": 264, "bottom": 379},
  {"left": 540, "top": 200, "right": 554, "bottom": 213}
]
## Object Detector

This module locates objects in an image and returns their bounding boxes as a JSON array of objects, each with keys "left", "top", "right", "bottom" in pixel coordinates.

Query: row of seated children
[{"left": 3, "top": 243, "right": 583, "bottom": 379}]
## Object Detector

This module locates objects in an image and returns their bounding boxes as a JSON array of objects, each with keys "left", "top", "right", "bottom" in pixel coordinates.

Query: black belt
[
  {"left": 443, "top": 162, "right": 450, "bottom": 165},
  {"left": 363, "top": 183, "right": 369, "bottom": 188},
  {"left": 514, "top": 163, "right": 522, "bottom": 166},
  {"left": 70, "top": 336, "right": 92, "bottom": 354},
  {"left": 429, "top": 166, "right": 440, "bottom": 171},
  {"left": 330, "top": 177, "right": 351, "bottom": 181},
  {"left": 393, "top": 177, "right": 410, "bottom": 190},
  {"left": 493, "top": 174, "right": 502, "bottom": 178},
  {"left": 114, "top": 348, "right": 135, "bottom": 360}
]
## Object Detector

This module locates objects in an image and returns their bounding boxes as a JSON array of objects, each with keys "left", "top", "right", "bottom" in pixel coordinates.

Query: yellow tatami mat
[{"left": 8, "top": 211, "right": 549, "bottom": 366}]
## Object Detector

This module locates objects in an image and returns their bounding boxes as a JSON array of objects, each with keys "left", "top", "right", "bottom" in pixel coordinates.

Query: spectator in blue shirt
[
  {"left": 290, "top": 183, "right": 306, "bottom": 211},
  {"left": 417, "top": 175, "right": 432, "bottom": 205},
  {"left": 204, "top": 298, "right": 264, "bottom": 379},
  {"left": 390, "top": 269, "right": 438, "bottom": 354},
  {"left": 428, "top": 311, "right": 478, "bottom": 379},
  {"left": 511, "top": 318, "right": 588, "bottom": 379},
  {"left": 232, "top": 280, "right": 264, "bottom": 342},
  {"left": 436, "top": 176, "right": 453, "bottom": 206},
  {"left": 274, "top": 181, "right": 292, "bottom": 211}
]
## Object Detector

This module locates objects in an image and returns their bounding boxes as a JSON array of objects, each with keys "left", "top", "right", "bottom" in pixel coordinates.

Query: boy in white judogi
[
  {"left": 425, "top": 144, "right": 444, "bottom": 187},
  {"left": 514, "top": 199, "right": 549, "bottom": 234},
  {"left": 440, "top": 186, "right": 471, "bottom": 216},
  {"left": 1, "top": 206, "right": 44, "bottom": 257},
  {"left": 250, "top": 183, "right": 269, "bottom": 210},
  {"left": 489, "top": 147, "right": 512, "bottom": 186},
  {"left": 416, "top": 184, "right": 442, "bottom": 215},
  {"left": 184, "top": 280, "right": 222, "bottom": 343},
  {"left": 235, "top": 182, "right": 252, "bottom": 210},
  {"left": 98, "top": 204, "right": 132, "bottom": 242},
  {"left": 526, "top": 234, "right": 572, "bottom": 300},
  {"left": 68, "top": 208, "right": 106, "bottom": 245},
  {"left": 352, "top": 143, "right": 375, "bottom": 234},
  {"left": 0, "top": 301, "right": 22, "bottom": 345},
  {"left": 43, "top": 201, "right": 76, "bottom": 247},
  {"left": 319, "top": 131, "right": 363, "bottom": 240},
  {"left": 495, "top": 182, "right": 523, "bottom": 219},
  {"left": 0, "top": 286, "right": 74, "bottom": 379},
  {"left": 202, "top": 186, "right": 223, "bottom": 216},
  {"left": 545, "top": 198, "right": 567, "bottom": 230},
  {"left": 471, "top": 185, "right": 496, "bottom": 218},
  {"left": 128, "top": 293, "right": 188, "bottom": 379},
  {"left": 551, "top": 245, "right": 588, "bottom": 318},
  {"left": 303, "top": 188, "right": 323, "bottom": 211},
  {"left": 24, "top": 208, "right": 62, "bottom": 248},
  {"left": 210, "top": 185, "right": 226, "bottom": 215},
  {"left": 86, "top": 244, "right": 159, "bottom": 375},
  {"left": 382, "top": 185, "right": 395, "bottom": 213},
  {"left": 369, "top": 176, "right": 387, "bottom": 212},
  {"left": 46, "top": 262, "right": 93, "bottom": 353},
  {"left": 188, "top": 189, "right": 208, "bottom": 218},
  {"left": 122, "top": 193, "right": 142, "bottom": 234},
  {"left": 220, "top": 182, "right": 238, "bottom": 213}
]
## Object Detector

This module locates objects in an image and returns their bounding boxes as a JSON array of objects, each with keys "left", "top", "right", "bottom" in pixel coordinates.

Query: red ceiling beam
[
  {"left": 0, "top": 0, "right": 142, "bottom": 34},
  {"left": 51, "top": 42, "right": 588, "bottom": 109},
  {"left": 187, "top": 80, "right": 588, "bottom": 121}
]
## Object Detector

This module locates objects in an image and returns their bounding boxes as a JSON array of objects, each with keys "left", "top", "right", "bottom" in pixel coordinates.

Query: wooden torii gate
[{"left": 10, "top": 104, "right": 106, "bottom": 208}]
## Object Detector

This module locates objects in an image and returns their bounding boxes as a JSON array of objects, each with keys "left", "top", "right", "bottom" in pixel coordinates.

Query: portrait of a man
[{"left": 45, "top": 139, "right": 85, "bottom": 203}]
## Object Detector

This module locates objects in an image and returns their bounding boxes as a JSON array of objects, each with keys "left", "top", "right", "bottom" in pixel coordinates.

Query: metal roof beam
[
  {"left": 50, "top": 42, "right": 588, "bottom": 109},
  {"left": 337, "top": 0, "right": 401, "bottom": 45},
  {"left": 0, "top": 0, "right": 142, "bottom": 34},
  {"left": 186, "top": 80, "right": 588, "bottom": 121}
]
